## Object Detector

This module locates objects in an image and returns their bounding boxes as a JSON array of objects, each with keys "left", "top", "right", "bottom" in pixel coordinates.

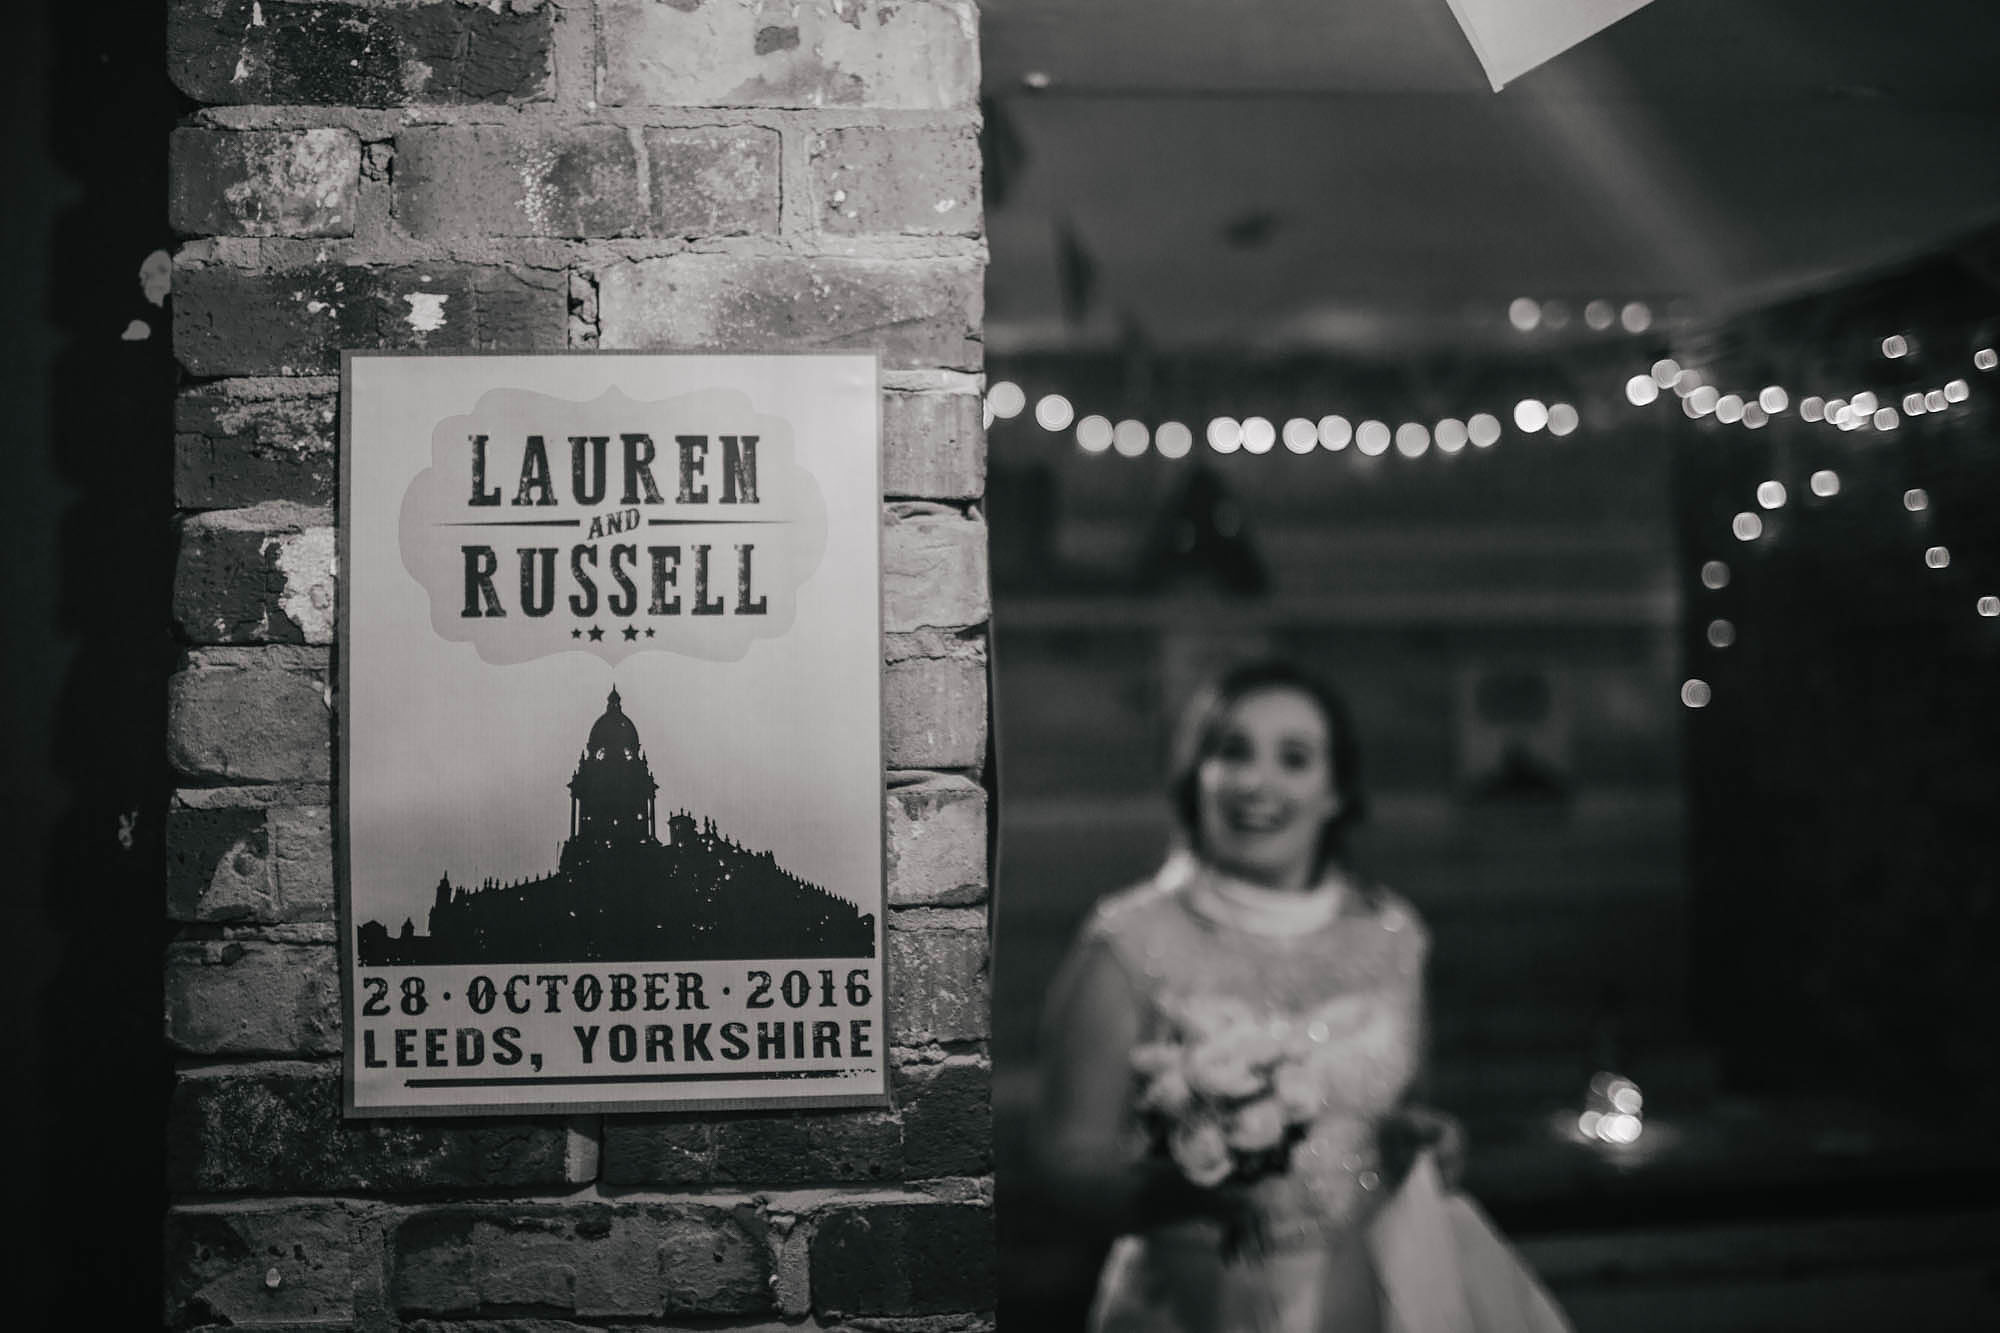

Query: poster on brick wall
[{"left": 339, "top": 352, "right": 887, "bottom": 1116}]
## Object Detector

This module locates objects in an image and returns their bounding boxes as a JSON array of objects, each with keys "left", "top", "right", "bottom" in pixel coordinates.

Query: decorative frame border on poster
[{"left": 338, "top": 351, "right": 888, "bottom": 1117}]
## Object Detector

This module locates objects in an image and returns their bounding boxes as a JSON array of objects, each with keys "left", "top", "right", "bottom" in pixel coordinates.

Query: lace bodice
[{"left": 1082, "top": 865, "right": 1428, "bottom": 1235}]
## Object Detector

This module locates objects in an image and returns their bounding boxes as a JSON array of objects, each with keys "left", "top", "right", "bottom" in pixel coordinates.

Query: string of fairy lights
[{"left": 985, "top": 324, "right": 2000, "bottom": 709}]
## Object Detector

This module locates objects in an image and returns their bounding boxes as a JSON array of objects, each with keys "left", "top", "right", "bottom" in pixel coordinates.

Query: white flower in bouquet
[
  {"left": 1184, "top": 1040, "right": 1264, "bottom": 1100},
  {"left": 1169, "top": 1114, "right": 1235, "bottom": 1188},
  {"left": 1173, "top": 994, "right": 1261, "bottom": 1044},
  {"left": 1137, "top": 1061, "right": 1195, "bottom": 1117},
  {"left": 1224, "top": 1096, "right": 1288, "bottom": 1153}
]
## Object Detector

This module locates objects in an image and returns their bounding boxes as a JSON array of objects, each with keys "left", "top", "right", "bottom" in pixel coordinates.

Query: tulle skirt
[{"left": 1089, "top": 1155, "right": 1572, "bottom": 1333}]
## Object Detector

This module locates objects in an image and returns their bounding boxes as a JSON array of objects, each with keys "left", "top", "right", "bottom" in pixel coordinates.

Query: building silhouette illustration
[{"left": 356, "top": 687, "right": 875, "bottom": 965}]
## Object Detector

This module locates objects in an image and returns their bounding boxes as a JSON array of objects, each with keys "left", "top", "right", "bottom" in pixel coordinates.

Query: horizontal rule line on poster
[
  {"left": 435, "top": 518, "right": 793, "bottom": 527},
  {"left": 407, "top": 1068, "right": 869, "bottom": 1088}
]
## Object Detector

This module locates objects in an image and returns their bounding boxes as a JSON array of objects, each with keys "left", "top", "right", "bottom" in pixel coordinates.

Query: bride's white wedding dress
[{"left": 1048, "top": 859, "right": 1572, "bottom": 1333}]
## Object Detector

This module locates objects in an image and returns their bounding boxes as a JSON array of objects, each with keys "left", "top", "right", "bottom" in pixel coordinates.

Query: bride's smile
[{"left": 1195, "top": 687, "right": 1342, "bottom": 891}]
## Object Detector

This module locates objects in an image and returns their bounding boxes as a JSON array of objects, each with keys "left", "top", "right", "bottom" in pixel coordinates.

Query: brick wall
[{"left": 163, "top": 2, "right": 992, "bottom": 1327}]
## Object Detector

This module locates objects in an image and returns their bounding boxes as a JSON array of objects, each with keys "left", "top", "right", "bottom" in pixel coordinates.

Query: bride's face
[{"left": 1194, "top": 685, "right": 1340, "bottom": 890}]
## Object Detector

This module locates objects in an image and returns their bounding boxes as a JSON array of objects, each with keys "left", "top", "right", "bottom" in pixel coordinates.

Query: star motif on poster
[
  {"left": 622, "top": 625, "right": 639, "bottom": 641},
  {"left": 571, "top": 628, "right": 582, "bottom": 639},
  {"left": 587, "top": 625, "right": 604, "bottom": 642}
]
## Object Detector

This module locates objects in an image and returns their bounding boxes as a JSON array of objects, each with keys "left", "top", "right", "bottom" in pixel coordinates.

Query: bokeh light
[
  {"left": 1113, "top": 419, "right": 1150, "bottom": 457},
  {"left": 1547, "top": 403, "right": 1579, "bottom": 436},
  {"left": 1395, "top": 422, "right": 1430, "bottom": 457},
  {"left": 1800, "top": 396, "right": 1826, "bottom": 422},
  {"left": 1707, "top": 619, "right": 1736, "bottom": 648},
  {"left": 1356, "top": 420, "right": 1392, "bottom": 456},
  {"left": 1756, "top": 480, "right": 1787, "bottom": 509},
  {"left": 1435, "top": 418, "right": 1468, "bottom": 453},
  {"left": 1945, "top": 378, "right": 1970, "bottom": 403},
  {"left": 1732, "top": 512, "right": 1763, "bottom": 541},
  {"left": 1926, "top": 545, "right": 1951, "bottom": 569},
  {"left": 1882, "top": 333, "right": 1910, "bottom": 359},
  {"left": 1904, "top": 488, "right": 1929, "bottom": 511},
  {"left": 1689, "top": 386, "right": 1719, "bottom": 416},
  {"left": 1873, "top": 407, "right": 1900, "bottom": 431},
  {"left": 1627, "top": 375, "right": 1660, "bottom": 406},
  {"left": 1810, "top": 470, "right": 1840, "bottom": 497},
  {"left": 1207, "top": 416, "right": 1243, "bottom": 453},
  {"left": 1514, "top": 399, "right": 1549, "bottom": 432},
  {"left": 1620, "top": 301, "right": 1653, "bottom": 333},
  {"left": 1076, "top": 414, "right": 1113, "bottom": 453},
  {"left": 987, "top": 380, "right": 1026, "bottom": 419},
  {"left": 1926, "top": 389, "right": 1949, "bottom": 413},
  {"left": 1156, "top": 421, "right": 1193, "bottom": 459},
  {"left": 1035, "top": 394, "right": 1074, "bottom": 432},
  {"left": 1652, "top": 358, "right": 1682, "bottom": 388},
  {"left": 1979, "top": 595, "right": 2000, "bottom": 617},
  {"left": 1759, "top": 386, "right": 1789, "bottom": 414},
  {"left": 1976, "top": 348, "right": 1999, "bottom": 371},
  {"left": 1681, "top": 679, "right": 1712, "bottom": 708},
  {"left": 1716, "top": 394, "right": 1745, "bottom": 424},
  {"left": 1468, "top": 413, "right": 1502, "bottom": 447},
  {"left": 1242, "top": 416, "right": 1276, "bottom": 454},
  {"left": 1508, "top": 297, "right": 1540, "bottom": 331},
  {"left": 1743, "top": 403, "right": 1769, "bottom": 429},
  {"left": 1319, "top": 415, "right": 1353, "bottom": 451},
  {"left": 1282, "top": 418, "right": 1318, "bottom": 453},
  {"left": 1585, "top": 299, "right": 1615, "bottom": 331},
  {"left": 1700, "top": 560, "right": 1730, "bottom": 589}
]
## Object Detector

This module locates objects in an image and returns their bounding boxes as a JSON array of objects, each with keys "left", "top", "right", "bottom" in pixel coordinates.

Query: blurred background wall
[{"left": 976, "top": 1, "right": 2000, "bottom": 1327}]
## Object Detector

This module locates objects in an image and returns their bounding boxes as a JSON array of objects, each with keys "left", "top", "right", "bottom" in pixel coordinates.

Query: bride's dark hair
[{"left": 1166, "top": 657, "right": 1369, "bottom": 878}]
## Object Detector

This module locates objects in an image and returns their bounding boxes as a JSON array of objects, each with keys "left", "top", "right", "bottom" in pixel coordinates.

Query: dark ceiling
[{"left": 977, "top": 0, "right": 2000, "bottom": 351}]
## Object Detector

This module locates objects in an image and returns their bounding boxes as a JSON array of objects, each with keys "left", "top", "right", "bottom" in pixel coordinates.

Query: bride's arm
[{"left": 1033, "top": 936, "right": 1217, "bottom": 1235}]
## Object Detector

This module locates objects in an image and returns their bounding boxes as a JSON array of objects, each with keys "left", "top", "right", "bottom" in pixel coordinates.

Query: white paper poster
[{"left": 339, "top": 352, "right": 886, "bottom": 1116}]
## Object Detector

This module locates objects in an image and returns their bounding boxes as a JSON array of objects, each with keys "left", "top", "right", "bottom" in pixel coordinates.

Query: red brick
[
  {"left": 170, "top": 128, "right": 360, "bottom": 237},
  {"left": 598, "top": 1118, "right": 714, "bottom": 1187},
  {"left": 169, "top": 1063, "right": 578, "bottom": 1193},
  {"left": 168, "top": 649, "right": 331, "bottom": 784},
  {"left": 392, "top": 1204, "right": 771, "bottom": 1318},
  {"left": 169, "top": 0, "right": 552, "bottom": 107},
  {"left": 165, "top": 1202, "right": 358, "bottom": 1325},
  {"left": 166, "top": 805, "right": 271, "bottom": 923},
  {"left": 599, "top": 0, "right": 977, "bottom": 110},
  {"left": 395, "top": 125, "right": 645, "bottom": 239},
  {"left": 714, "top": 1111, "right": 902, "bottom": 1186},
  {"left": 811, "top": 126, "right": 981, "bottom": 236},
  {"left": 886, "top": 776, "right": 987, "bottom": 907},
  {"left": 165, "top": 940, "right": 340, "bottom": 1057},
  {"left": 175, "top": 506, "right": 336, "bottom": 646},
  {"left": 174, "top": 261, "right": 567, "bottom": 377},
  {"left": 883, "top": 390, "right": 984, "bottom": 500},
  {"left": 887, "top": 922, "right": 988, "bottom": 1044},
  {"left": 597, "top": 256, "right": 981, "bottom": 371},
  {"left": 167, "top": 803, "right": 334, "bottom": 924},
  {"left": 884, "top": 506, "right": 988, "bottom": 633},
  {"left": 177, "top": 382, "right": 338, "bottom": 510},
  {"left": 810, "top": 1202, "right": 994, "bottom": 1317},
  {"left": 895, "top": 1057, "right": 992, "bottom": 1179},
  {"left": 882, "top": 653, "right": 987, "bottom": 770},
  {"left": 645, "top": 126, "right": 781, "bottom": 235}
]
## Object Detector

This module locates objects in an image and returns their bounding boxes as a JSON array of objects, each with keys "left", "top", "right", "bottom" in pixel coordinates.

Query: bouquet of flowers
[{"left": 1130, "top": 991, "right": 1391, "bottom": 1189}]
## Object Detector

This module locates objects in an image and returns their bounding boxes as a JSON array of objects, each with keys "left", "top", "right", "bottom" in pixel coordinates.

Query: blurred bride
[{"left": 1035, "top": 659, "right": 1571, "bottom": 1333}]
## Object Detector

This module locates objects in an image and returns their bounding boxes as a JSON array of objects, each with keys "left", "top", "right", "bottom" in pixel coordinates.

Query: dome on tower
[{"left": 585, "top": 686, "right": 643, "bottom": 760}]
